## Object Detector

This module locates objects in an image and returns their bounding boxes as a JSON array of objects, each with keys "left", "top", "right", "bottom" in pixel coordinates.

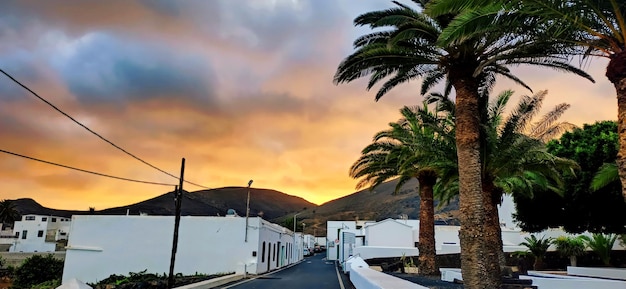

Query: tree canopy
[{"left": 514, "top": 121, "right": 626, "bottom": 233}]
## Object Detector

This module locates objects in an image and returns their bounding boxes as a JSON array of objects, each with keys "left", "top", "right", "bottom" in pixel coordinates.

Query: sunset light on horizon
[{"left": 0, "top": 0, "right": 618, "bottom": 210}]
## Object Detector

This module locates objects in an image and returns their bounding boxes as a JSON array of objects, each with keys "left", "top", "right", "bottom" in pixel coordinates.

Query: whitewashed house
[
  {"left": 9, "top": 214, "right": 71, "bottom": 252},
  {"left": 365, "top": 219, "right": 414, "bottom": 247},
  {"left": 62, "top": 215, "right": 303, "bottom": 284}
]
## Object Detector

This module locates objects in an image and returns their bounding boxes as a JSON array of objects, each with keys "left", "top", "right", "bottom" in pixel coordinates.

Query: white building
[
  {"left": 365, "top": 219, "right": 414, "bottom": 247},
  {"left": 9, "top": 214, "right": 71, "bottom": 253},
  {"left": 62, "top": 215, "right": 303, "bottom": 284}
]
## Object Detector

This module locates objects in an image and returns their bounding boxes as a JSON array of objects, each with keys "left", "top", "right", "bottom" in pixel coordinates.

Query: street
[{"left": 221, "top": 252, "right": 352, "bottom": 289}]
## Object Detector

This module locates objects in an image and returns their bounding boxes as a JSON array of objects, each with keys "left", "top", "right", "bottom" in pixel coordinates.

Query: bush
[
  {"left": 31, "top": 279, "right": 61, "bottom": 289},
  {"left": 12, "top": 254, "right": 63, "bottom": 289},
  {"left": 581, "top": 233, "right": 618, "bottom": 266},
  {"left": 553, "top": 236, "right": 586, "bottom": 267}
]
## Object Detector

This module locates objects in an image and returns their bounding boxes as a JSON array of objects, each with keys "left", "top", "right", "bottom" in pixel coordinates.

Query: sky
[{"left": 0, "top": 0, "right": 618, "bottom": 210}]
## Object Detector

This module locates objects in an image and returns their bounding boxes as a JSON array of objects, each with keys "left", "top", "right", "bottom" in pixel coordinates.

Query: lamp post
[
  {"left": 245, "top": 180, "right": 253, "bottom": 242},
  {"left": 293, "top": 212, "right": 301, "bottom": 233}
]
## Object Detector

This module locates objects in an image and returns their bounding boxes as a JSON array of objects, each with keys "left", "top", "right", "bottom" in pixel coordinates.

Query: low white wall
[
  {"left": 567, "top": 267, "right": 626, "bottom": 281},
  {"left": 349, "top": 257, "right": 427, "bottom": 289},
  {"left": 524, "top": 271, "right": 626, "bottom": 289},
  {"left": 353, "top": 246, "right": 419, "bottom": 260},
  {"left": 441, "top": 268, "right": 626, "bottom": 289},
  {"left": 63, "top": 216, "right": 295, "bottom": 283}
]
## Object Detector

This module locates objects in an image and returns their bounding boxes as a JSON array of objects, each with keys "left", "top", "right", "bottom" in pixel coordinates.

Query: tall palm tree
[
  {"left": 430, "top": 89, "right": 578, "bottom": 266},
  {"left": 335, "top": 1, "right": 591, "bottom": 287},
  {"left": 514, "top": 0, "right": 626, "bottom": 203},
  {"left": 350, "top": 106, "right": 455, "bottom": 275},
  {"left": 350, "top": 104, "right": 456, "bottom": 275},
  {"left": 0, "top": 199, "right": 20, "bottom": 229}
]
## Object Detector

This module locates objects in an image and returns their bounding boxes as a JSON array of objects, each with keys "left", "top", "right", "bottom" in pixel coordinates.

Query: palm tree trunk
[
  {"left": 451, "top": 71, "right": 501, "bottom": 289},
  {"left": 483, "top": 184, "right": 506, "bottom": 268},
  {"left": 607, "top": 51, "right": 626, "bottom": 203},
  {"left": 417, "top": 174, "right": 437, "bottom": 275}
]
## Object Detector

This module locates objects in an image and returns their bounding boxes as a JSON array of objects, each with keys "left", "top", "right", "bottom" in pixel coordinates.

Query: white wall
[
  {"left": 63, "top": 215, "right": 297, "bottom": 284},
  {"left": 498, "top": 194, "right": 518, "bottom": 230},
  {"left": 365, "top": 219, "right": 413, "bottom": 247},
  {"left": 10, "top": 215, "right": 66, "bottom": 253},
  {"left": 326, "top": 221, "right": 356, "bottom": 261}
]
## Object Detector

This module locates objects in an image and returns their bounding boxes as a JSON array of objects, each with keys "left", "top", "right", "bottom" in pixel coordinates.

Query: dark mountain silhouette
[
  {"left": 11, "top": 187, "right": 316, "bottom": 220},
  {"left": 10, "top": 181, "right": 459, "bottom": 238},
  {"left": 282, "top": 178, "right": 460, "bottom": 237}
]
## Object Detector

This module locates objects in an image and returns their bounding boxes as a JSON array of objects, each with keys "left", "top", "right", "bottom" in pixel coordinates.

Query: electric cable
[
  {"left": 0, "top": 68, "right": 210, "bottom": 189},
  {"left": 0, "top": 148, "right": 175, "bottom": 186}
]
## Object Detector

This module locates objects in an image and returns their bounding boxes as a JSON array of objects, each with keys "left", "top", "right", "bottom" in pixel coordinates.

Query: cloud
[{"left": 49, "top": 33, "right": 216, "bottom": 105}]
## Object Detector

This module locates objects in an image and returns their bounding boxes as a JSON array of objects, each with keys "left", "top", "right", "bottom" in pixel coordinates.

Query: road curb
[{"left": 174, "top": 274, "right": 245, "bottom": 289}]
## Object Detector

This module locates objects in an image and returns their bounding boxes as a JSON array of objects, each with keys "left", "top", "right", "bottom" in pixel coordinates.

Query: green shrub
[
  {"left": 12, "top": 254, "right": 63, "bottom": 289},
  {"left": 31, "top": 279, "right": 61, "bottom": 289},
  {"left": 581, "top": 233, "right": 618, "bottom": 266},
  {"left": 520, "top": 235, "right": 553, "bottom": 270},
  {"left": 553, "top": 235, "right": 586, "bottom": 267}
]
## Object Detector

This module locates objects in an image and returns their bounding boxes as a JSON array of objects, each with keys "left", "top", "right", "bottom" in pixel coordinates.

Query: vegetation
[
  {"left": 350, "top": 104, "right": 456, "bottom": 275},
  {"left": 581, "top": 233, "right": 618, "bottom": 266},
  {"left": 519, "top": 235, "right": 553, "bottom": 270},
  {"left": 514, "top": 121, "right": 626, "bottom": 233},
  {"left": 11, "top": 254, "right": 63, "bottom": 289},
  {"left": 553, "top": 236, "right": 586, "bottom": 267},
  {"left": 515, "top": 0, "right": 626, "bottom": 203},
  {"left": 89, "top": 270, "right": 231, "bottom": 289},
  {"left": 0, "top": 199, "right": 20, "bottom": 228},
  {"left": 335, "top": 0, "right": 592, "bottom": 286}
]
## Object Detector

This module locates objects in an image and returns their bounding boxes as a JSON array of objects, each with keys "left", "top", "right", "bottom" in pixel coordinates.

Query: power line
[
  {"left": 0, "top": 148, "right": 175, "bottom": 186},
  {"left": 0, "top": 68, "right": 210, "bottom": 189}
]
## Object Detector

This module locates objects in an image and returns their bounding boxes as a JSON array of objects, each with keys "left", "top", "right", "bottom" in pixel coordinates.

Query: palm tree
[
  {"left": 430, "top": 89, "right": 578, "bottom": 266},
  {"left": 0, "top": 199, "right": 20, "bottom": 229},
  {"left": 553, "top": 235, "right": 586, "bottom": 267},
  {"left": 514, "top": 0, "right": 626, "bottom": 203},
  {"left": 350, "top": 104, "right": 456, "bottom": 275},
  {"left": 335, "top": 1, "right": 591, "bottom": 287},
  {"left": 520, "top": 235, "right": 553, "bottom": 270},
  {"left": 581, "top": 233, "right": 619, "bottom": 266}
]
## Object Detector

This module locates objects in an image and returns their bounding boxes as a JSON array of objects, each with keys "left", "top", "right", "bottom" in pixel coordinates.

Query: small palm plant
[
  {"left": 553, "top": 236, "right": 586, "bottom": 267},
  {"left": 520, "top": 235, "right": 553, "bottom": 270},
  {"left": 581, "top": 234, "right": 618, "bottom": 266}
]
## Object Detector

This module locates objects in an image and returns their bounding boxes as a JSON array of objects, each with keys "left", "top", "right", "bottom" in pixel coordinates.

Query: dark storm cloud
[{"left": 52, "top": 33, "right": 216, "bottom": 104}]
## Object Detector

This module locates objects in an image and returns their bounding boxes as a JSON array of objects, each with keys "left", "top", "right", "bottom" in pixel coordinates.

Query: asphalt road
[{"left": 221, "top": 252, "right": 352, "bottom": 289}]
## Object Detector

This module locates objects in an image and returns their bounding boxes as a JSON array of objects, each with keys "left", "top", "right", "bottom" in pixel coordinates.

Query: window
[
  {"left": 38, "top": 230, "right": 44, "bottom": 238},
  {"left": 25, "top": 216, "right": 35, "bottom": 221},
  {"left": 273, "top": 244, "right": 276, "bottom": 261},
  {"left": 15, "top": 232, "right": 19, "bottom": 238},
  {"left": 42, "top": 217, "right": 47, "bottom": 222},
  {"left": 51, "top": 218, "right": 57, "bottom": 222},
  {"left": 22, "top": 230, "right": 27, "bottom": 239},
  {"left": 262, "top": 242, "right": 266, "bottom": 262}
]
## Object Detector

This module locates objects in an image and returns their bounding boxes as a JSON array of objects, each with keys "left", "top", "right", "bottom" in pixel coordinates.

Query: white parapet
[
  {"left": 567, "top": 266, "right": 626, "bottom": 281},
  {"left": 352, "top": 246, "right": 420, "bottom": 261},
  {"left": 349, "top": 256, "right": 427, "bottom": 289},
  {"left": 440, "top": 268, "right": 626, "bottom": 289},
  {"left": 523, "top": 271, "right": 626, "bottom": 289}
]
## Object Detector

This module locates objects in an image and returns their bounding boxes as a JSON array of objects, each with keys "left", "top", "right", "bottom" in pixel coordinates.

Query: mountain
[
  {"left": 11, "top": 187, "right": 316, "bottom": 220},
  {"left": 10, "top": 181, "right": 460, "bottom": 237},
  {"left": 284, "top": 178, "right": 460, "bottom": 237}
]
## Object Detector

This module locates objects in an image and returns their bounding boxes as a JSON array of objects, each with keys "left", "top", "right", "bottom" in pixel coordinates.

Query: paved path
[{"left": 221, "top": 253, "right": 352, "bottom": 289}]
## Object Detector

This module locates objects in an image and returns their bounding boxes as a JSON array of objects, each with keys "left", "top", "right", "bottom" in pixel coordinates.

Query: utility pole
[
  {"left": 245, "top": 179, "right": 253, "bottom": 242},
  {"left": 168, "top": 158, "right": 185, "bottom": 289}
]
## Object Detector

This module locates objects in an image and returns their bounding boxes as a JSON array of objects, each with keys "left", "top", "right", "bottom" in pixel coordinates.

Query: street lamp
[
  {"left": 245, "top": 180, "right": 253, "bottom": 242},
  {"left": 293, "top": 212, "right": 301, "bottom": 233}
]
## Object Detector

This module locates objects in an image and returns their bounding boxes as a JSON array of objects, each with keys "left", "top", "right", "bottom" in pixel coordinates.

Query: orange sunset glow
[{"left": 0, "top": 1, "right": 619, "bottom": 210}]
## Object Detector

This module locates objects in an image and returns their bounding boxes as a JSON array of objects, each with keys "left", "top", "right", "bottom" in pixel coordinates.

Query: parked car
[{"left": 303, "top": 248, "right": 312, "bottom": 257}]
